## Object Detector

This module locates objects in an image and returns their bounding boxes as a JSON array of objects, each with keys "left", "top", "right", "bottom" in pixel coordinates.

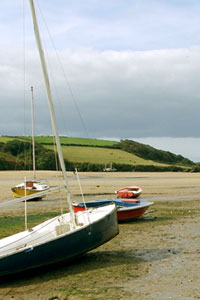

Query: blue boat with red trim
[{"left": 73, "top": 199, "right": 154, "bottom": 222}]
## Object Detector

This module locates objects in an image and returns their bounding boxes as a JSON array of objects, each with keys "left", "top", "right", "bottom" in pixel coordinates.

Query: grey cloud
[{"left": 1, "top": 47, "right": 200, "bottom": 139}]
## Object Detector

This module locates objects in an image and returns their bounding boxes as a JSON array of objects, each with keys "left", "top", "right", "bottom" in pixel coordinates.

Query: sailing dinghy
[{"left": 0, "top": 0, "right": 119, "bottom": 277}]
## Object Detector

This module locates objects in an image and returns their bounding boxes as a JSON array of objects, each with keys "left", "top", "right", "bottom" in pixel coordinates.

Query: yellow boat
[
  {"left": 11, "top": 180, "right": 49, "bottom": 198},
  {"left": 11, "top": 87, "right": 50, "bottom": 199}
]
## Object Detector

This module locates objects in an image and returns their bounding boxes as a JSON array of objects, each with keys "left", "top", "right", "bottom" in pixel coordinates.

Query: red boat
[
  {"left": 116, "top": 201, "right": 153, "bottom": 221},
  {"left": 115, "top": 185, "right": 142, "bottom": 199},
  {"left": 73, "top": 199, "right": 153, "bottom": 222}
]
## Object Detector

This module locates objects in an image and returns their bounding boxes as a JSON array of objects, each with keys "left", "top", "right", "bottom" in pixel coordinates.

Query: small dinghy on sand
[
  {"left": 73, "top": 198, "right": 153, "bottom": 222},
  {"left": 115, "top": 185, "right": 142, "bottom": 199}
]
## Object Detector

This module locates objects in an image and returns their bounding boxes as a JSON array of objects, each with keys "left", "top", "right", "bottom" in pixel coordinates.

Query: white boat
[
  {"left": 0, "top": 0, "right": 119, "bottom": 277},
  {"left": 103, "top": 163, "right": 117, "bottom": 172},
  {"left": 11, "top": 87, "right": 50, "bottom": 199}
]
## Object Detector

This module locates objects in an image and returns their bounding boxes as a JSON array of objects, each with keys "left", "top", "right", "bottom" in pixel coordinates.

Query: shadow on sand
[{"left": 0, "top": 246, "right": 182, "bottom": 287}]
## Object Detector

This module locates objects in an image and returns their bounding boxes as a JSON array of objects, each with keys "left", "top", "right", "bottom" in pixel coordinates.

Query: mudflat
[{"left": 0, "top": 171, "right": 199, "bottom": 300}]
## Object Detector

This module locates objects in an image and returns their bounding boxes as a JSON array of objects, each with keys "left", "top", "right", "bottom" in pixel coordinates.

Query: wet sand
[{"left": 0, "top": 171, "right": 200, "bottom": 299}]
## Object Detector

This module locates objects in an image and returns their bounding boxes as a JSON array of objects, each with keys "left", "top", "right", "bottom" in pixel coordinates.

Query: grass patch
[
  {"left": 148, "top": 200, "right": 199, "bottom": 223},
  {"left": 0, "top": 136, "right": 19, "bottom": 143},
  {"left": 26, "top": 136, "right": 118, "bottom": 147},
  {"left": 45, "top": 145, "right": 167, "bottom": 166},
  {"left": 0, "top": 212, "right": 58, "bottom": 239}
]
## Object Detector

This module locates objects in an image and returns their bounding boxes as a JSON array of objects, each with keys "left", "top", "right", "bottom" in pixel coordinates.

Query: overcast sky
[{"left": 1, "top": 0, "right": 200, "bottom": 161}]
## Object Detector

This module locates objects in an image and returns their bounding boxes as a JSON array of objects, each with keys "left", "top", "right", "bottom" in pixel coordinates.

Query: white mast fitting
[{"left": 28, "top": 0, "right": 75, "bottom": 225}]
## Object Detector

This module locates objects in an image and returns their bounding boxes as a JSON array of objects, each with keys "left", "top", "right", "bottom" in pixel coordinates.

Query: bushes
[
  {"left": 190, "top": 164, "right": 200, "bottom": 173},
  {"left": 0, "top": 139, "right": 57, "bottom": 170},
  {"left": 2, "top": 139, "right": 29, "bottom": 156},
  {"left": 132, "top": 164, "right": 185, "bottom": 172},
  {"left": 73, "top": 163, "right": 104, "bottom": 172},
  {"left": 0, "top": 157, "right": 15, "bottom": 170},
  {"left": 71, "top": 162, "right": 187, "bottom": 172}
]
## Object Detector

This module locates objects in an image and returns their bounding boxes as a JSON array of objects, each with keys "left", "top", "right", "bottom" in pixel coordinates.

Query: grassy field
[
  {"left": 45, "top": 145, "right": 167, "bottom": 166},
  {"left": 29, "top": 136, "right": 118, "bottom": 147},
  {"left": 0, "top": 136, "right": 118, "bottom": 147}
]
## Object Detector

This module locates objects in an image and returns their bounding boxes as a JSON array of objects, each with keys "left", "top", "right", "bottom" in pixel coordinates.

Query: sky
[{"left": 1, "top": 0, "right": 200, "bottom": 161}]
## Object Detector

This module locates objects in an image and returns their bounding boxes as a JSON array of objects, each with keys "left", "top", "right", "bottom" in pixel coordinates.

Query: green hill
[
  {"left": 0, "top": 136, "right": 196, "bottom": 172},
  {"left": 119, "top": 139, "right": 193, "bottom": 166}
]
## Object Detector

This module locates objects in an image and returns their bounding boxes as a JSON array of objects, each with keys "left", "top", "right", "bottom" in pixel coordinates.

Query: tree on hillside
[{"left": 119, "top": 139, "right": 194, "bottom": 166}]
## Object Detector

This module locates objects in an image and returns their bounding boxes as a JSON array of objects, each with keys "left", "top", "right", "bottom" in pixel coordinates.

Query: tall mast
[
  {"left": 29, "top": 0, "right": 75, "bottom": 224},
  {"left": 31, "top": 86, "right": 35, "bottom": 180}
]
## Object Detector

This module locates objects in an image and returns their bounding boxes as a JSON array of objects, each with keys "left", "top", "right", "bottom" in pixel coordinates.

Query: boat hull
[
  {"left": 11, "top": 187, "right": 47, "bottom": 198},
  {"left": 0, "top": 205, "right": 118, "bottom": 277},
  {"left": 116, "top": 190, "right": 141, "bottom": 198},
  {"left": 73, "top": 199, "right": 153, "bottom": 222},
  {"left": 117, "top": 204, "right": 151, "bottom": 222},
  {"left": 115, "top": 186, "right": 142, "bottom": 199},
  {"left": 11, "top": 181, "right": 49, "bottom": 199}
]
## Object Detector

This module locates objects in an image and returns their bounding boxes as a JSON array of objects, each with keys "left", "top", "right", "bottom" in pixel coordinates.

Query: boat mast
[
  {"left": 31, "top": 86, "right": 36, "bottom": 180},
  {"left": 29, "top": 0, "right": 75, "bottom": 224}
]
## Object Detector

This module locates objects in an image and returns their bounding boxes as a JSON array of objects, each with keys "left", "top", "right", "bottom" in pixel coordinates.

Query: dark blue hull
[
  {"left": 0, "top": 207, "right": 118, "bottom": 276},
  {"left": 73, "top": 198, "right": 142, "bottom": 208}
]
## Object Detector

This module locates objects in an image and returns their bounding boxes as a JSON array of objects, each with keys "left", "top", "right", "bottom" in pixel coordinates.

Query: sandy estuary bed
[{"left": 0, "top": 171, "right": 200, "bottom": 300}]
